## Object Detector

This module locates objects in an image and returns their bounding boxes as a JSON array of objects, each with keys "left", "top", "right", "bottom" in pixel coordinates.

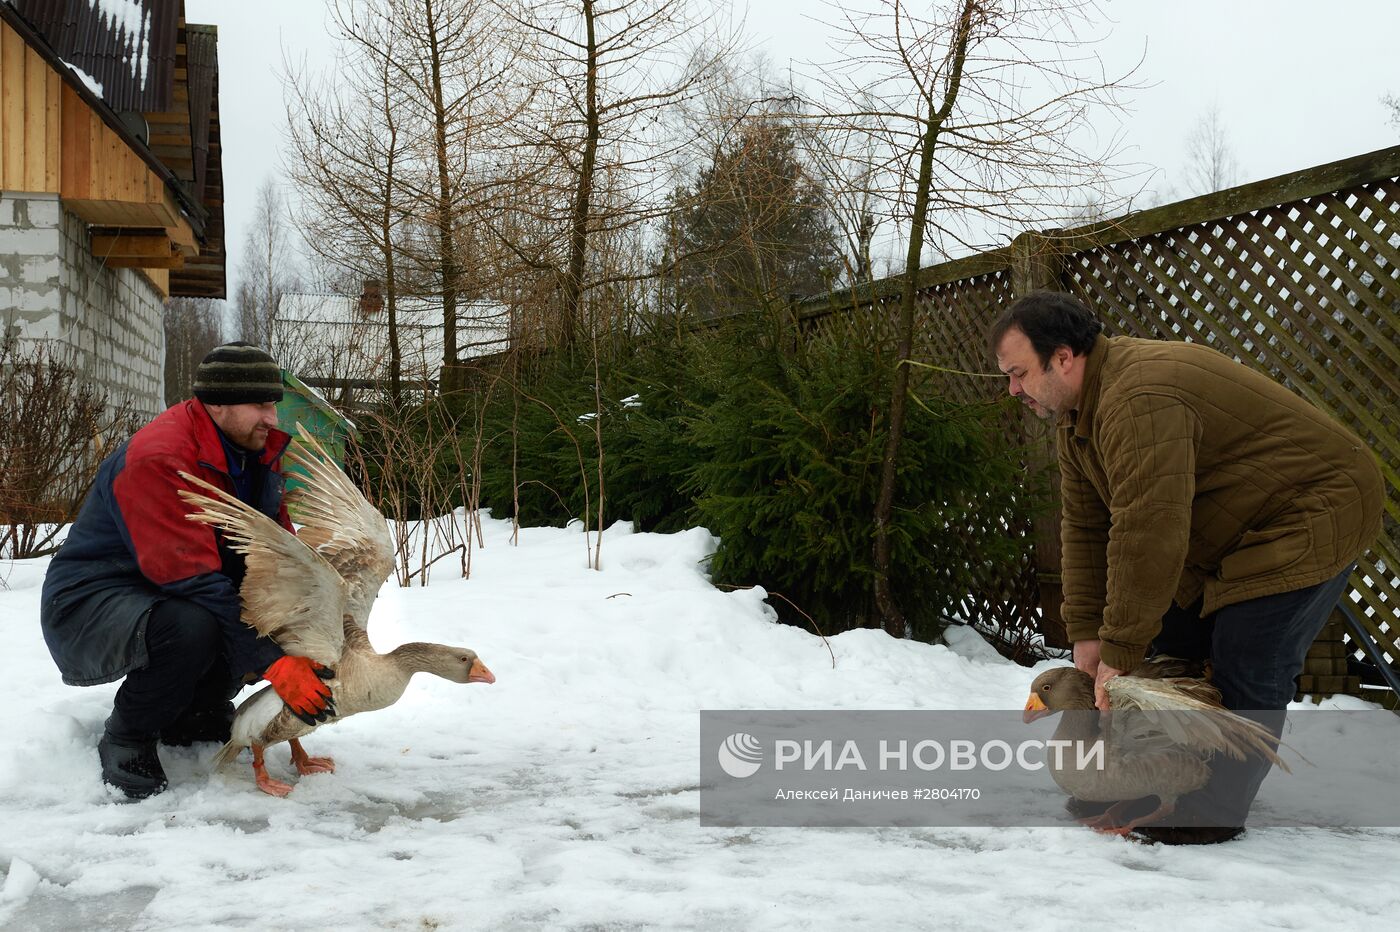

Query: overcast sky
[{"left": 185, "top": 0, "right": 1400, "bottom": 307}]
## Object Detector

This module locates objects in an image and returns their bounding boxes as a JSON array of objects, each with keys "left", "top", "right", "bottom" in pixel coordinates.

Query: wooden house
[
  {"left": 1, "top": 0, "right": 226, "bottom": 417},
  {"left": 271, "top": 279, "right": 510, "bottom": 409}
]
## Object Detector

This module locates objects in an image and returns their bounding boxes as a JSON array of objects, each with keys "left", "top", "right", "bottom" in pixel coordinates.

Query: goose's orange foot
[
  {"left": 1079, "top": 799, "right": 1176, "bottom": 837},
  {"left": 255, "top": 768, "right": 294, "bottom": 797},
  {"left": 251, "top": 744, "right": 294, "bottom": 797},
  {"left": 289, "top": 738, "right": 335, "bottom": 776}
]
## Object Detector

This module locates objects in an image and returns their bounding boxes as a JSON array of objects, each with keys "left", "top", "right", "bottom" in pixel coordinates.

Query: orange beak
[
  {"left": 468, "top": 659, "right": 496, "bottom": 684},
  {"left": 1023, "top": 693, "right": 1049, "bottom": 724}
]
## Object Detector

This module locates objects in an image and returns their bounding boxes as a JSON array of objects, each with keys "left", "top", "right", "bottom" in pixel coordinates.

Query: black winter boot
[
  {"left": 99, "top": 717, "right": 168, "bottom": 799},
  {"left": 1135, "top": 825, "right": 1245, "bottom": 845}
]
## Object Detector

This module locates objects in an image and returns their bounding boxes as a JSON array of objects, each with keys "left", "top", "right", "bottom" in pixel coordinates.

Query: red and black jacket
[{"left": 41, "top": 399, "right": 293, "bottom": 686}]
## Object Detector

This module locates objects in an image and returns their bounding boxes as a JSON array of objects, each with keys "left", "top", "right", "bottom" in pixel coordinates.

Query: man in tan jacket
[{"left": 991, "top": 290, "right": 1384, "bottom": 843}]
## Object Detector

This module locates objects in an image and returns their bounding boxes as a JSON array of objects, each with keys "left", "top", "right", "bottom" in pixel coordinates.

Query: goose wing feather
[
  {"left": 1106, "top": 675, "right": 1289, "bottom": 772},
  {"left": 177, "top": 471, "right": 346, "bottom": 667},
  {"left": 282, "top": 424, "right": 394, "bottom": 629}
]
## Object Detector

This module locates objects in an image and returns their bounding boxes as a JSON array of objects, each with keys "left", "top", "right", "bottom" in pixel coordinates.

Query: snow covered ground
[{"left": 2, "top": 516, "right": 1397, "bottom": 931}]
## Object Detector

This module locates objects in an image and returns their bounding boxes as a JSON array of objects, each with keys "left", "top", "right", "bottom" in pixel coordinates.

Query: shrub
[
  {"left": 467, "top": 312, "right": 1040, "bottom": 644},
  {"left": 686, "top": 318, "right": 1033, "bottom": 640},
  {"left": 0, "top": 333, "right": 140, "bottom": 560}
]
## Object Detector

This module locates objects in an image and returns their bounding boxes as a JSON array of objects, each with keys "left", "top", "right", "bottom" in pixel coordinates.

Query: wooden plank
[
  {"left": 2, "top": 22, "right": 25, "bottom": 188},
  {"left": 1248, "top": 209, "right": 1400, "bottom": 395},
  {"left": 131, "top": 128, "right": 147, "bottom": 202},
  {"left": 66, "top": 197, "right": 172, "bottom": 227},
  {"left": 165, "top": 217, "right": 199, "bottom": 255},
  {"left": 87, "top": 110, "right": 104, "bottom": 201},
  {"left": 93, "top": 114, "right": 109, "bottom": 200},
  {"left": 1321, "top": 188, "right": 1400, "bottom": 285},
  {"left": 1056, "top": 145, "right": 1400, "bottom": 255},
  {"left": 104, "top": 118, "right": 122, "bottom": 202},
  {"left": 0, "top": 25, "right": 5, "bottom": 181},
  {"left": 1178, "top": 221, "right": 1400, "bottom": 473},
  {"left": 144, "top": 111, "right": 191, "bottom": 126},
  {"left": 102, "top": 254, "right": 186, "bottom": 269},
  {"left": 44, "top": 67, "right": 59, "bottom": 190},
  {"left": 60, "top": 83, "right": 79, "bottom": 196},
  {"left": 64, "top": 85, "right": 92, "bottom": 198},
  {"left": 23, "top": 41, "right": 45, "bottom": 190},
  {"left": 138, "top": 267, "right": 171, "bottom": 299},
  {"left": 91, "top": 233, "right": 178, "bottom": 259}
]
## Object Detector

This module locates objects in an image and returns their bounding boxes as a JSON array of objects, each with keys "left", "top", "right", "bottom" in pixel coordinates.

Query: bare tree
[
  {"left": 1386, "top": 93, "right": 1400, "bottom": 129},
  {"left": 809, "top": 105, "right": 885, "bottom": 285},
  {"left": 1183, "top": 104, "right": 1241, "bottom": 195},
  {"left": 379, "top": 0, "right": 525, "bottom": 389},
  {"left": 286, "top": 0, "right": 526, "bottom": 395},
  {"left": 235, "top": 177, "right": 302, "bottom": 347},
  {"left": 163, "top": 297, "right": 223, "bottom": 407},
  {"left": 500, "top": 0, "right": 734, "bottom": 351},
  {"left": 815, "top": 0, "right": 1134, "bottom": 635},
  {"left": 284, "top": 1, "right": 412, "bottom": 402}
]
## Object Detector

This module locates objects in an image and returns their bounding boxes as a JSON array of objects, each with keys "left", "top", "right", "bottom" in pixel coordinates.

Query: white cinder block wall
[{"left": 2, "top": 192, "right": 165, "bottom": 419}]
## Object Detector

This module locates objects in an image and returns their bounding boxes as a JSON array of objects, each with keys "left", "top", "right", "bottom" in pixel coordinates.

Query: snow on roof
[
  {"left": 61, "top": 58, "right": 104, "bottom": 97},
  {"left": 91, "top": 0, "right": 149, "bottom": 90}
]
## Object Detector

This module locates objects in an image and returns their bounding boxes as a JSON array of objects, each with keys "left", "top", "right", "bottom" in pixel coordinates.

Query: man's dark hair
[{"left": 988, "top": 290, "right": 1103, "bottom": 368}]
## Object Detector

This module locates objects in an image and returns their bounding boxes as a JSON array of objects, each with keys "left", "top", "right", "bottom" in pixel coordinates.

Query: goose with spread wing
[
  {"left": 177, "top": 426, "right": 495, "bottom": 796},
  {"left": 1023, "top": 662, "right": 1287, "bottom": 836}
]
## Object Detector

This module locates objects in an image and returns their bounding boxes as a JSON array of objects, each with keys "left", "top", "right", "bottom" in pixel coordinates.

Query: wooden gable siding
[
  {"left": 0, "top": 18, "right": 61, "bottom": 193},
  {"left": 60, "top": 80, "right": 186, "bottom": 229},
  {"left": 2, "top": 18, "right": 194, "bottom": 298}
]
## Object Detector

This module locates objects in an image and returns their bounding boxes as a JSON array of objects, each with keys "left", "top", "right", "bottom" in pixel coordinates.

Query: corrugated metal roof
[
  {"left": 185, "top": 23, "right": 215, "bottom": 204},
  {"left": 168, "top": 20, "right": 224, "bottom": 298},
  {"left": 9, "top": 0, "right": 178, "bottom": 112}
]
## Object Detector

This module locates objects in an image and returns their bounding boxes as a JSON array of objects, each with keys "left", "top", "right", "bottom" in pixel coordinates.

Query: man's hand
[
  {"left": 1073, "top": 639, "right": 1102, "bottom": 677},
  {"left": 264, "top": 656, "right": 336, "bottom": 725},
  {"left": 1093, "top": 662, "right": 1124, "bottom": 711}
]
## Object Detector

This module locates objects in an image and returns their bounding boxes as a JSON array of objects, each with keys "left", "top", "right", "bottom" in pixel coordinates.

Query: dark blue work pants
[
  {"left": 108, "top": 598, "right": 238, "bottom": 741},
  {"left": 1148, "top": 566, "right": 1353, "bottom": 825}
]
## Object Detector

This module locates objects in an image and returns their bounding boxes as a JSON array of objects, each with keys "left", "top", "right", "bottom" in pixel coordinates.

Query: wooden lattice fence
[{"left": 796, "top": 145, "right": 1400, "bottom": 697}]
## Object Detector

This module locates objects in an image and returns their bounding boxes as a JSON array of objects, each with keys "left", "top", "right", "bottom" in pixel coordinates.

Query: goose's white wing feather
[
  {"left": 177, "top": 471, "right": 346, "bottom": 667},
  {"left": 1106, "top": 675, "right": 1289, "bottom": 771},
  {"left": 282, "top": 424, "right": 394, "bottom": 629}
]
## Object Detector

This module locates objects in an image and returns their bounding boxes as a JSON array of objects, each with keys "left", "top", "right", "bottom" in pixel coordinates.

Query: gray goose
[
  {"left": 1023, "top": 661, "right": 1287, "bottom": 835},
  {"left": 177, "top": 426, "right": 494, "bottom": 796}
]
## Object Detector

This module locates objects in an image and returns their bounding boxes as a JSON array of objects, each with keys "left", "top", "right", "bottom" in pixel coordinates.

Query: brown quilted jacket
[{"left": 1058, "top": 334, "right": 1384, "bottom": 672}]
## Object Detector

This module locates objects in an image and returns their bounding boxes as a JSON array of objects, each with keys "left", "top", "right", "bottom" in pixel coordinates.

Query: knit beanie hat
[{"left": 193, "top": 342, "right": 284, "bottom": 405}]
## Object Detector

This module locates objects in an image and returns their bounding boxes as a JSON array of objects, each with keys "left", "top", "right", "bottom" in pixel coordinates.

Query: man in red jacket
[{"left": 42, "top": 343, "right": 335, "bottom": 799}]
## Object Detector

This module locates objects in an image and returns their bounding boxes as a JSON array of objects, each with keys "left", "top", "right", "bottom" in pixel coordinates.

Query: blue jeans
[{"left": 1148, "top": 566, "right": 1354, "bottom": 824}]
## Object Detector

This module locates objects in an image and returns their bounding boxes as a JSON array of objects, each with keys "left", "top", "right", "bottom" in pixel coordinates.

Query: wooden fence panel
[
  {"left": 1061, "top": 175, "right": 1400, "bottom": 686},
  {"left": 794, "top": 144, "right": 1400, "bottom": 690}
]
